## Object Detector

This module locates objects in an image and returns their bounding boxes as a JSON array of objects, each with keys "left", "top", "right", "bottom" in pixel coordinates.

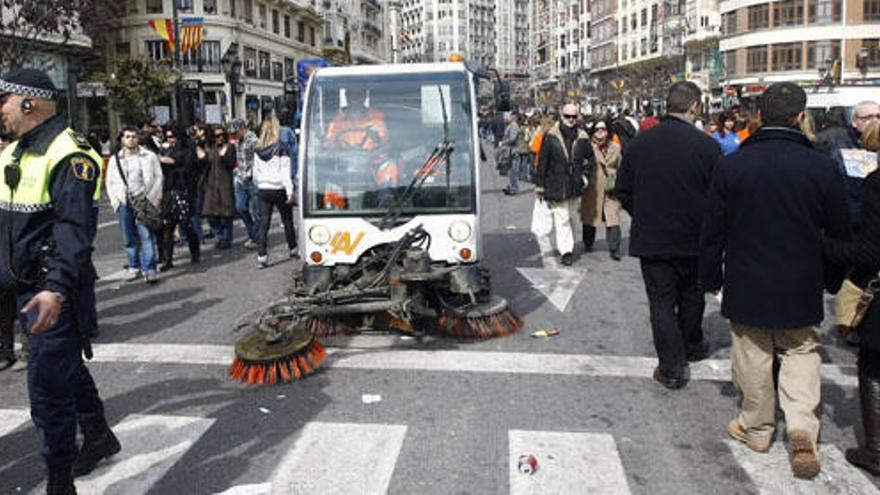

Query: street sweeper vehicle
[{"left": 231, "top": 62, "right": 520, "bottom": 385}]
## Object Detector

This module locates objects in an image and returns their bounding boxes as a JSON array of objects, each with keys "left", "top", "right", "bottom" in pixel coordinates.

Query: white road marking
[
  {"left": 214, "top": 483, "right": 271, "bottom": 495},
  {"left": 87, "top": 343, "right": 859, "bottom": 387},
  {"left": 97, "top": 220, "right": 119, "bottom": 230},
  {"left": 68, "top": 414, "right": 215, "bottom": 495},
  {"left": 270, "top": 422, "right": 407, "bottom": 495},
  {"left": 509, "top": 430, "right": 631, "bottom": 495},
  {"left": 726, "top": 440, "right": 880, "bottom": 494},
  {"left": 0, "top": 409, "right": 31, "bottom": 437},
  {"left": 516, "top": 222, "right": 588, "bottom": 312}
]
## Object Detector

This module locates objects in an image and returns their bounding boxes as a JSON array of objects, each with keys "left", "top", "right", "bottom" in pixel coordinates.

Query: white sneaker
[
  {"left": 125, "top": 270, "right": 141, "bottom": 282},
  {"left": 289, "top": 248, "right": 299, "bottom": 259},
  {"left": 243, "top": 239, "right": 257, "bottom": 250},
  {"left": 257, "top": 255, "right": 268, "bottom": 269}
]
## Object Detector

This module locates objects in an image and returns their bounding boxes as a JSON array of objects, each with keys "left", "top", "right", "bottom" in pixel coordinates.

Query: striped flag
[
  {"left": 180, "top": 17, "right": 204, "bottom": 53},
  {"left": 148, "top": 19, "right": 175, "bottom": 52}
]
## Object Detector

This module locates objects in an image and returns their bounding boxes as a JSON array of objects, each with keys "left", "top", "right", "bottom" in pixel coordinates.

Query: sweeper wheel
[
  {"left": 230, "top": 324, "right": 327, "bottom": 385},
  {"left": 433, "top": 295, "right": 523, "bottom": 340}
]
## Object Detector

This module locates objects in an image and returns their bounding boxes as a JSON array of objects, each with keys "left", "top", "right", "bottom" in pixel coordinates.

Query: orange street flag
[
  {"left": 148, "top": 19, "right": 175, "bottom": 52},
  {"left": 180, "top": 17, "right": 204, "bottom": 52}
]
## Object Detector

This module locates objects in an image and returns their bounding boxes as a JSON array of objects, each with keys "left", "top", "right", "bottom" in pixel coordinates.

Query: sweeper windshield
[{"left": 302, "top": 70, "right": 476, "bottom": 217}]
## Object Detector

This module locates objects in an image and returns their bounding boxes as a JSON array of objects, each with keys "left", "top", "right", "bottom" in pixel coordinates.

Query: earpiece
[{"left": 21, "top": 99, "right": 33, "bottom": 112}]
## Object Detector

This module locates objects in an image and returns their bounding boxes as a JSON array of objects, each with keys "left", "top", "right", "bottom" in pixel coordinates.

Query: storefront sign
[
  {"left": 76, "top": 81, "right": 107, "bottom": 98},
  {"left": 741, "top": 85, "right": 768, "bottom": 97}
]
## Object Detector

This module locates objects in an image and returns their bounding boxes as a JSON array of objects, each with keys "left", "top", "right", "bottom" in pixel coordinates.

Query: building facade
[
  {"left": 683, "top": 0, "right": 723, "bottom": 111},
  {"left": 720, "top": 0, "right": 880, "bottom": 103},
  {"left": 111, "top": 0, "right": 322, "bottom": 125},
  {"left": 314, "top": 0, "right": 387, "bottom": 65},
  {"left": 398, "top": 0, "right": 496, "bottom": 69},
  {"left": 530, "top": 0, "right": 590, "bottom": 109}
]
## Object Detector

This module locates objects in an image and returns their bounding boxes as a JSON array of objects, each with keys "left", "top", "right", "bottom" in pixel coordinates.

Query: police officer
[{"left": 0, "top": 68, "right": 120, "bottom": 494}]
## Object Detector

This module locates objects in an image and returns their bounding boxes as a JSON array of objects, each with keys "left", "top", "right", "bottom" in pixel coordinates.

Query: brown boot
[
  {"left": 846, "top": 373, "right": 880, "bottom": 475},
  {"left": 788, "top": 429, "right": 820, "bottom": 479}
]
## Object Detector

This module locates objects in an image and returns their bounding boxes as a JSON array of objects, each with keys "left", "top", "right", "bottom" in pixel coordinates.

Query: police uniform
[{"left": 0, "top": 69, "right": 118, "bottom": 494}]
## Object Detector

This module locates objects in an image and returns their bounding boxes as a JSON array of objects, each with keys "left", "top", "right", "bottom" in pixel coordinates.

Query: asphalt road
[{"left": 1, "top": 143, "right": 877, "bottom": 495}]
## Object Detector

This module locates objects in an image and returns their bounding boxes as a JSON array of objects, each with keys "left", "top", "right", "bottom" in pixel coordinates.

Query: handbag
[
  {"left": 836, "top": 275, "right": 880, "bottom": 328},
  {"left": 114, "top": 152, "right": 164, "bottom": 232},
  {"left": 599, "top": 162, "right": 616, "bottom": 194},
  {"left": 530, "top": 197, "right": 553, "bottom": 237}
]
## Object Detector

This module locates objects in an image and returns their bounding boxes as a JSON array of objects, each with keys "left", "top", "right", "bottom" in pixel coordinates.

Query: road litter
[
  {"left": 362, "top": 394, "right": 382, "bottom": 404},
  {"left": 530, "top": 328, "right": 560, "bottom": 338},
  {"left": 518, "top": 453, "right": 538, "bottom": 474},
  {"left": 505, "top": 225, "right": 517, "bottom": 230},
  {"left": 258, "top": 407, "right": 271, "bottom": 414},
  {"left": 276, "top": 394, "right": 286, "bottom": 400}
]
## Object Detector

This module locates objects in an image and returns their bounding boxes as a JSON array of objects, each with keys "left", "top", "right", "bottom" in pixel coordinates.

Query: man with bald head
[
  {"left": 830, "top": 100, "right": 880, "bottom": 230},
  {"left": 534, "top": 103, "right": 593, "bottom": 265}
]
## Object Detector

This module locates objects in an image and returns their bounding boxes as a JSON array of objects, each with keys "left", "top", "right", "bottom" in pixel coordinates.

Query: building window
[
  {"left": 284, "top": 57, "right": 295, "bottom": 79},
  {"left": 230, "top": 0, "right": 236, "bottom": 18},
  {"left": 272, "top": 9, "right": 279, "bottom": 34},
  {"left": 244, "top": 0, "right": 253, "bottom": 23},
  {"left": 258, "top": 4, "right": 267, "bottom": 30},
  {"left": 724, "top": 51, "right": 738, "bottom": 76},
  {"left": 181, "top": 41, "right": 222, "bottom": 73},
  {"left": 272, "top": 61, "right": 283, "bottom": 81},
  {"left": 309, "top": 26, "right": 316, "bottom": 46},
  {"left": 177, "top": 0, "right": 194, "bottom": 13},
  {"left": 297, "top": 20, "right": 305, "bottom": 43},
  {"left": 258, "top": 51, "right": 270, "bottom": 79},
  {"left": 621, "top": 16, "right": 627, "bottom": 33},
  {"left": 722, "top": 12, "right": 738, "bottom": 35},
  {"left": 146, "top": 0, "right": 162, "bottom": 14},
  {"left": 773, "top": 0, "right": 805, "bottom": 27},
  {"left": 866, "top": 39, "right": 880, "bottom": 68},
  {"left": 772, "top": 42, "right": 803, "bottom": 71},
  {"left": 808, "top": 0, "right": 842, "bottom": 23},
  {"left": 641, "top": 8, "right": 647, "bottom": 26},
  {"left": 145, "top": 40, "right": 169, "bottom": 61},
  {"left": 747, "top": 46, "right": 768, "bottom": 73},
  {"left": 866, "top": 0, "right": 880, "bottom": 20},
  {"left": 203, "top": 0, "right": 217, "bottom": 15},
  {"left": 284, "top": 15, "right": 291, "bottom": 38},
  {"left": 244, "top": 47, "right": 257, "bottom": 77},
  {"left": 806, "top": 40, "right": 841, "bottom": 69},
  {"left": 748, "top": 5, "right": 770, "bottom": 30}
]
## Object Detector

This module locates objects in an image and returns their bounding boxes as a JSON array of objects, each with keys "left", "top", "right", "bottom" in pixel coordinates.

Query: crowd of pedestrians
[
  {"left": 103, "top": 114, "right": 300, "bottom": 283},
  {"left": 493, "top": 82, "right": 880, "bottom": 480}
]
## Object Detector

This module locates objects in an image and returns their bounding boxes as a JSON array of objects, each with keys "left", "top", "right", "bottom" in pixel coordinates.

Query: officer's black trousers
[{"left": 19, "top": 291, "right": 104, "bottom": 468}]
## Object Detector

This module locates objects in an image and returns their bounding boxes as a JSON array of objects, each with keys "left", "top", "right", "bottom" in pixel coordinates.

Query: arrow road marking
[
  {"left": 516, "top": 214, "right": 587, "bottom": 312},
  {"left": 0, "top": 409, "right": 31, "bottom": 437}
]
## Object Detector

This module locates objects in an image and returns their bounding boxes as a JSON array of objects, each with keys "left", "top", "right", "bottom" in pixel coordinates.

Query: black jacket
[
  {"left": 616, "top": 115, "right": 721, "bottom": 258},
  {"left": 535, "top": 123, "right": 593, "bottom": 201},
  {"left": 701, "top": 127, "right": 851, "bottom": 329},
  {"left": 824, "top": 170, "right": 880, "bottom": 349},
  {"left": 823, "top": 125, "right": 864, "bottom": 229}
]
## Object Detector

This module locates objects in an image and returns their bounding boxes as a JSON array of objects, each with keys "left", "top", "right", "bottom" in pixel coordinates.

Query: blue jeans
[
  {"left": 520, "top": 153, "right": 532, "bottom": 181},
  {"left": 118, "top": 203, "right": 157, "bottom": 275},
  {"left": 507, "top": 154, "right": 524, "bottom": 193},
  {"left": 208, "top": 216, "right": 234, "bottom": 247},
  {"left": 234, "top": 179, "right": 260, "bottom": 243}
]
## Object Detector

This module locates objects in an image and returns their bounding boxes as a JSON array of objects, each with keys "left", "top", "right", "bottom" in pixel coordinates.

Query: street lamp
[{"left": 221, "top": 43, "right": 242, "bottom": 121}]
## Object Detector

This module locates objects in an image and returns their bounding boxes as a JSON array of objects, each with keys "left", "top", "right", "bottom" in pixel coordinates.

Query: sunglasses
[
  {"left": 165, "top": 135, "right": 176, "bottom": 139},
  {"left": 594, "top": 126, "right": 607, "bottom": 131},
  {"left": 214, "top": 132, "right": 226, "bottom": 136},
  {"left": 562, "top": 114, "right": 578, "bottom": 119}
]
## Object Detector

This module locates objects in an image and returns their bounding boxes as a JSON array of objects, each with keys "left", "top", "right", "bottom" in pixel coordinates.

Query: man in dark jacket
[
  {"left": 535, "top": 103, "right": 593, "bottom": 266},
  {"left": 700, "top": 82, "right": 851, "bottom": 479},
  {"left": 616, "top": 81, "right": 721, "bottom": 389},
  {"left": 826, "top": 100, "right": 880, "bottom": 231}
]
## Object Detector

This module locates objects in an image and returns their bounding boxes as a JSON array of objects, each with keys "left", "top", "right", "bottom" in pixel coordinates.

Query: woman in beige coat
[{"left": 580, "top": 120, "right": 623, "bottom": 260}]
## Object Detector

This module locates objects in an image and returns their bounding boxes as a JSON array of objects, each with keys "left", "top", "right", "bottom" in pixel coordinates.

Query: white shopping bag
[{"left": 530, "top": 197, "right": 553, "bottom": 237}]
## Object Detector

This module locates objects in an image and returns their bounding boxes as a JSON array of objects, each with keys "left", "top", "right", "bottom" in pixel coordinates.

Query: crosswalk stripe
[
  {"left": 68, "top": 414, "right": 215, "bottom": 495},
  {"left": 509, "top": 430, "right": 631, "bottom": 494},
  {"left": 270, "top": 422, "right": 407, "bottom": 494},
  {"left": 725, "top": 439, "right": 880, "bottom": 494},
  {"left": 0, "top": 408, "right": 30, "bottom": 437},
  {"left": 86, "top": 343, "right": 859, "bottom": 387}
]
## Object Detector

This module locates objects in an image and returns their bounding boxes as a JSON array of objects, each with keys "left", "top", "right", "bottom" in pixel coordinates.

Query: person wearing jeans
[
  {"left": 253, "top": 117, "right": 297, "bottom": 268},
  {"left": 234, "top": 177, "right": 259, "bottom": 245},
  {"left": 105, "top": 127, "right": 163, "bottom": 283},
  {"left": 230, "top": 119, "right": 260, "bottom": 248}
]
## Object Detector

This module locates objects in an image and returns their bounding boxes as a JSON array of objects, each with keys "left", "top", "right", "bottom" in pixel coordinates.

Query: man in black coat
[
  {"left": 535, "top": 103, "right": 593, "bottom": 266},
  {"left": 700, "top": 82, "right": 851, "bottom": 479},
  {"left": 616, "top": 81, "right": 721, "bottom": 389}
]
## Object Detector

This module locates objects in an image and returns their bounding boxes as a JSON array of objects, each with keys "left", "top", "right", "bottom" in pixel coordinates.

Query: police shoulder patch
[
  {"left": 68, "top": 130, "right": 92, "bottom": 150},
  {"left": 70, "top": 155, "right": 97, "bottom": 182}
]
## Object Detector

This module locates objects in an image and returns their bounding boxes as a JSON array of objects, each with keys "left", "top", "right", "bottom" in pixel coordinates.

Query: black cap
[{"left": 0, "top": 68, "right": 58, "bottom": 100}]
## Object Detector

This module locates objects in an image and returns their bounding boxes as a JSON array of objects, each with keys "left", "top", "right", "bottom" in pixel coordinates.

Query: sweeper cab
[{"left": 230, "top": 62, "right": 520, "bottom": 385}]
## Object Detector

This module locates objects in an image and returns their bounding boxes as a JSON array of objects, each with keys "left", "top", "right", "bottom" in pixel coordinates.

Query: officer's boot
[
  {"left": 582, "top": 225, "right": 596, "bottom": 252},
  {"left": 607, "top": 226, "right": 622, "bottom": 261},
  {"left": 72, "top": 416, "right": 121, "bottom": 477},
  {"left": 46, "top": 465, "right": 76, "bottom": 495},
  {"left": 846, "top": 373, "right": 880, "bottom": 475}
]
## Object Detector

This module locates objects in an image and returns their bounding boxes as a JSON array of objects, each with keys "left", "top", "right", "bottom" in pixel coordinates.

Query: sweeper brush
[{"left": 231, "top": 226, "right": 522, "bottom": 386}]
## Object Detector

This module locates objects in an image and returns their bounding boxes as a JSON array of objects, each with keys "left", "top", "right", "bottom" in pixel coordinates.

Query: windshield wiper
[{"left": 379, "top": 85, "right": 454, "bottom": 230}]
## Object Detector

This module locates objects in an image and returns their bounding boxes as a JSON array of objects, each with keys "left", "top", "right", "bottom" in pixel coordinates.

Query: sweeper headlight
[
  {"left": 448, "top": 221, "right": 472, "bottom": 242},
  {"left": 309, "top": 225, "right": 332, "bottom": 245}
]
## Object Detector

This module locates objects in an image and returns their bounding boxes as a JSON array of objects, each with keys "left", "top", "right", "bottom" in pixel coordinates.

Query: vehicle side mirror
[{"left": 495, "top": 80, "right": 511, "bottom": 113}]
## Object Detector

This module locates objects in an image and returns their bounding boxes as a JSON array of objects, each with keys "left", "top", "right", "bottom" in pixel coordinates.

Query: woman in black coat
[
  {"left": 824, "top": 121, "right": 880, "bottom": 475},
  {"left": 158, "top": 126, "right": 200, "bottom": 269}
]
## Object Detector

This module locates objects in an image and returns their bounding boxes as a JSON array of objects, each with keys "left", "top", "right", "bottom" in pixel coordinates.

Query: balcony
[
  {"left": 362, "top": 0, "right": 381, "bottom": 11},
  {"left": 362, "top": 20, "right": 382, "bottom": 37}
]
